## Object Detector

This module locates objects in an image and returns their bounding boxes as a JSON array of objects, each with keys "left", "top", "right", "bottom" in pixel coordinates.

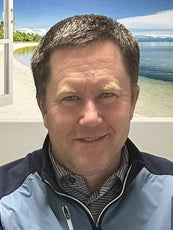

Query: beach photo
[{"left": 0, "top": 0, "right": 173, "bottom": 119}]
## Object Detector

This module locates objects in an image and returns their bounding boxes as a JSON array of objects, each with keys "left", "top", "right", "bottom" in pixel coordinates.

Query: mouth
[{"left": 77, "top": 134, "right": 108, "bottom": 143}]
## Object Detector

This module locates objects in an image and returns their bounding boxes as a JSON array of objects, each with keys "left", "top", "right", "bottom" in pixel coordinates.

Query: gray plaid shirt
[{"left": 49, "top": 145, "right": 129, "bottom": 222}]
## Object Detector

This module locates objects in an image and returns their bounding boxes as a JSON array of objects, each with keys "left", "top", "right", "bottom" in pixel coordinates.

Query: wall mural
[{"left": 0, "top": 0, "right": 173, "bottom": 118}]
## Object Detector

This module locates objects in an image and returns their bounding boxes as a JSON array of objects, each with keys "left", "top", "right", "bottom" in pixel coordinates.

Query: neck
[
  {"left": 85, "top": 175, "right": 109, "bottom": 193},
  {"left": 84, "top": 163, "right": 121, "bottom": 193}
]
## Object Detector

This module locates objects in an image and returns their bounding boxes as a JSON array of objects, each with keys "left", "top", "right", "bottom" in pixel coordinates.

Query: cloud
[
  {"left": 16, "top": 10, "right": 173, "bottom": 38},
  {"left": 118, "top": 10, "right": 173, "bottom": 30},
  {"left": 17, "top": 28, "right": 47, "bottom": 36},
  {"left": 134, "top": 30, "right": 173, "bottom": 39}
]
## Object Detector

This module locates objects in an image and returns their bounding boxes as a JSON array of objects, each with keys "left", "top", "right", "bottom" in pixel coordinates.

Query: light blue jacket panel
[{"left": 1, "top": 168, "right": 173, "bottom": 229}]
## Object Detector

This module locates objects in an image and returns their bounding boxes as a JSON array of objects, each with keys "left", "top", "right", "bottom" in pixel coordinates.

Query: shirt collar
[{"left": 49, "top": 144, "right": 129, "bottom": 192}]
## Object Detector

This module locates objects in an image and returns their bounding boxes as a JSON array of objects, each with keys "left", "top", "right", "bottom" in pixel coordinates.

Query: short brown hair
[{"left": 31, "top": 14, "right": 139, "bottom": 101}]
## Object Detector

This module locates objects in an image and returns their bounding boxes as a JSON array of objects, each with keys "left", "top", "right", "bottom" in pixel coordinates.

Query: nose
[{"left": 79, "top": 100, "right": 103, "bottom": 127}]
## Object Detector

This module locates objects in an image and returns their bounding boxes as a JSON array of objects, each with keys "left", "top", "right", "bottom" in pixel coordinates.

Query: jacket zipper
[
  {"left": 95, "top": 165, "right": 132, "bottom": 227},
  {"left": 44, "top": 164, "right": 132, "bottom": 229},
  {"left": 44, "top": 180, "right": 95, "bottom": 222},
  {"left": 62, "top": 205, "right": 74, "bottom": 230}
]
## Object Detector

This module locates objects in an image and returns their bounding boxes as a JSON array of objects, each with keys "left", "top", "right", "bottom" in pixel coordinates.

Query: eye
[
  {"left": 98, "top": 92, "right": 119, "bottom": 105},
  {"left": 99, "top": 92, "right": 115, "bottom": 98},
  {"left": 62, "top": 95, "right": 79, "bottom": 102}
]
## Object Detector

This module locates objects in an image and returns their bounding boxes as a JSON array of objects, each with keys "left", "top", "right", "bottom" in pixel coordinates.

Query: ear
[
  {"left": 37, "top": 97, "right": 48, "bottom": 128},
  {"left": 37, "top": 97, "right": 45, "bottom": 114},
  {"left": 130, "top": 85, "right": 140, "bottom": 119}
]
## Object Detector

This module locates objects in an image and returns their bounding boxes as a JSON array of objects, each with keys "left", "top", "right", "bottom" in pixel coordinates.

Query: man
[{"left": 0, "top": 14, "right": 173, "bottom": 229}]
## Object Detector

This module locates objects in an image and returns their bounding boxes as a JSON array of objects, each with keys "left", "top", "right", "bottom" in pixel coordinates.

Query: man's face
[{"left": 38, "top": 41, "right": 139, "bottom": 178}]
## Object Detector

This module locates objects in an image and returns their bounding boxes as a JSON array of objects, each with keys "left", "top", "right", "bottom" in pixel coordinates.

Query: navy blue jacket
[{"left": 0, "top": 136, "right": 173, "bottom": 229}]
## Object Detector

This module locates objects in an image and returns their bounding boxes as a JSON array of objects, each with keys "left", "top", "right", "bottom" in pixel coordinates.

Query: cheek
[
  {"left": 105, "top": 100, "right": 132, "bottom": 120},
  {"left": 44, "top": 110, "right": 77, "bottom": 136},
  {"left": 106, "top": 104, "right": 132, "bottom": 132}
]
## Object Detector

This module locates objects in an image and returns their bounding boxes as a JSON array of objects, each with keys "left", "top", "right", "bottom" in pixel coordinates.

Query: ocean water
[
  {"left": 14, "top": 46, "right": 36, "bottom": 69},
  {"left": 139, "top": 42, "right": 173, "bottom": 82}
]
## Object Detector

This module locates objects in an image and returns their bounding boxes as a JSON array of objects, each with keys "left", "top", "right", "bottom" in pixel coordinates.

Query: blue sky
[{"left": 1, "top": 0, "right": 173, "bottom": 35}]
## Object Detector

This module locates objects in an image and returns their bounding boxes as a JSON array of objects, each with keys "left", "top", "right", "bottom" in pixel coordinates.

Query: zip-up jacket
[{"left": 0, "top": 135, "right": 173, "bottom": 230}]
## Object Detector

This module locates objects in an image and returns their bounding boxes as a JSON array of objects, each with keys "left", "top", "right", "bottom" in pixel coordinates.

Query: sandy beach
[
  {"left": 136, "top": 76, "right": 173, "bottom": 117},
  {"left": 0, "top": 42, "right": 173, "bottom": 120},
  {"left": 0, "top": 42, "right": 42, "bottom": 120}
]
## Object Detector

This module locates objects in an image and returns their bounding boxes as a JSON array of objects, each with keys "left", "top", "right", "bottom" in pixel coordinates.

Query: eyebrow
[
  {"left": 56, "top": 81, "right": 122, "bottom": 96},
  {"left": 102, "top": 82, "right": 122, "bottom": 91},
  {"left": 56, "top": 85, "right": 77, "bottom": 96}
]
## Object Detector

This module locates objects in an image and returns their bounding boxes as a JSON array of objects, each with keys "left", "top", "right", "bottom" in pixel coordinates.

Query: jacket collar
[
  {"left": 124, "top": 138, "right": 145, "bottom": 188},
  {"left": 39, "top": 134, "right": 145, "bottom": 192}
]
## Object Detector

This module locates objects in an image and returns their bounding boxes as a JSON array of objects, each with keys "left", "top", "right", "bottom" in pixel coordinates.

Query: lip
[{"left": 75, "top": 134, "right": 109, "bottom": 143}]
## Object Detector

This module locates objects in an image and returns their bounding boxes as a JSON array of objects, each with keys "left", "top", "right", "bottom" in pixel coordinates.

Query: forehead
[
  {"left": 50, "top": 41, "right": 124, "bottom": 71},
  {"left": 49, "top": 41, "right": 129, "bottom": 88}
]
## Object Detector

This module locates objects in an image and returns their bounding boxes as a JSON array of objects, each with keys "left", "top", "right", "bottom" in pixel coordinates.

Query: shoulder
[
  {"left": 126, "top": 138, "right": 173, "bottom": 175},
  {"left": 126, "top": 139, "right": 173, "bottom": 178},
  {"left": 0, "top": 149, "right": 43, "bottom": 198},
  {"left": 141, "top": 152, "right": 173, "bottom": 175}
]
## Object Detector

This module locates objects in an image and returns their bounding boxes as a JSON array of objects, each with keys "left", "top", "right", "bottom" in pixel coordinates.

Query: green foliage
[
  {"left": 13, "top": 31, "right": 42, "bottom": 42},
  {"left": 0, "top": 21, "right": 42, "bottom": 42},
  {"left": 0, "top": 30, "right": 3, "bottom": 39},
  {"left": 0, "top": 21, "right": 4, "bottom": 39}
]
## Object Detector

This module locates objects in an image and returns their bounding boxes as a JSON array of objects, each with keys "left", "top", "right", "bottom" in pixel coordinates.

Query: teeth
[{"left": 84, "top": 137, "right": 99, "bottom": 142}]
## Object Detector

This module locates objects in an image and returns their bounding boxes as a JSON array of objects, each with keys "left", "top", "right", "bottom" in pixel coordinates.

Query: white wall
[
  {"left": 129, "top": 118, "right": 173, "bottom": 160},
  {"left": 0, "top": 118, "right": 173, "bottom": 165},
  {"left": 0, "top": 121, "right": 47, "bottom": 165}
]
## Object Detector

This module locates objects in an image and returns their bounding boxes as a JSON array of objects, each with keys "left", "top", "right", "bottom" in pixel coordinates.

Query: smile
[{"left": 78, "top": 134, "right": 108, "bottom": 143}]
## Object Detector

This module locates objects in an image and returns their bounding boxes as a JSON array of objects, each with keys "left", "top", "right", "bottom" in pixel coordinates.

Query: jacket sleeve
[{"left": 0, "top": 222, "right": 3, "bottom": 230}]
